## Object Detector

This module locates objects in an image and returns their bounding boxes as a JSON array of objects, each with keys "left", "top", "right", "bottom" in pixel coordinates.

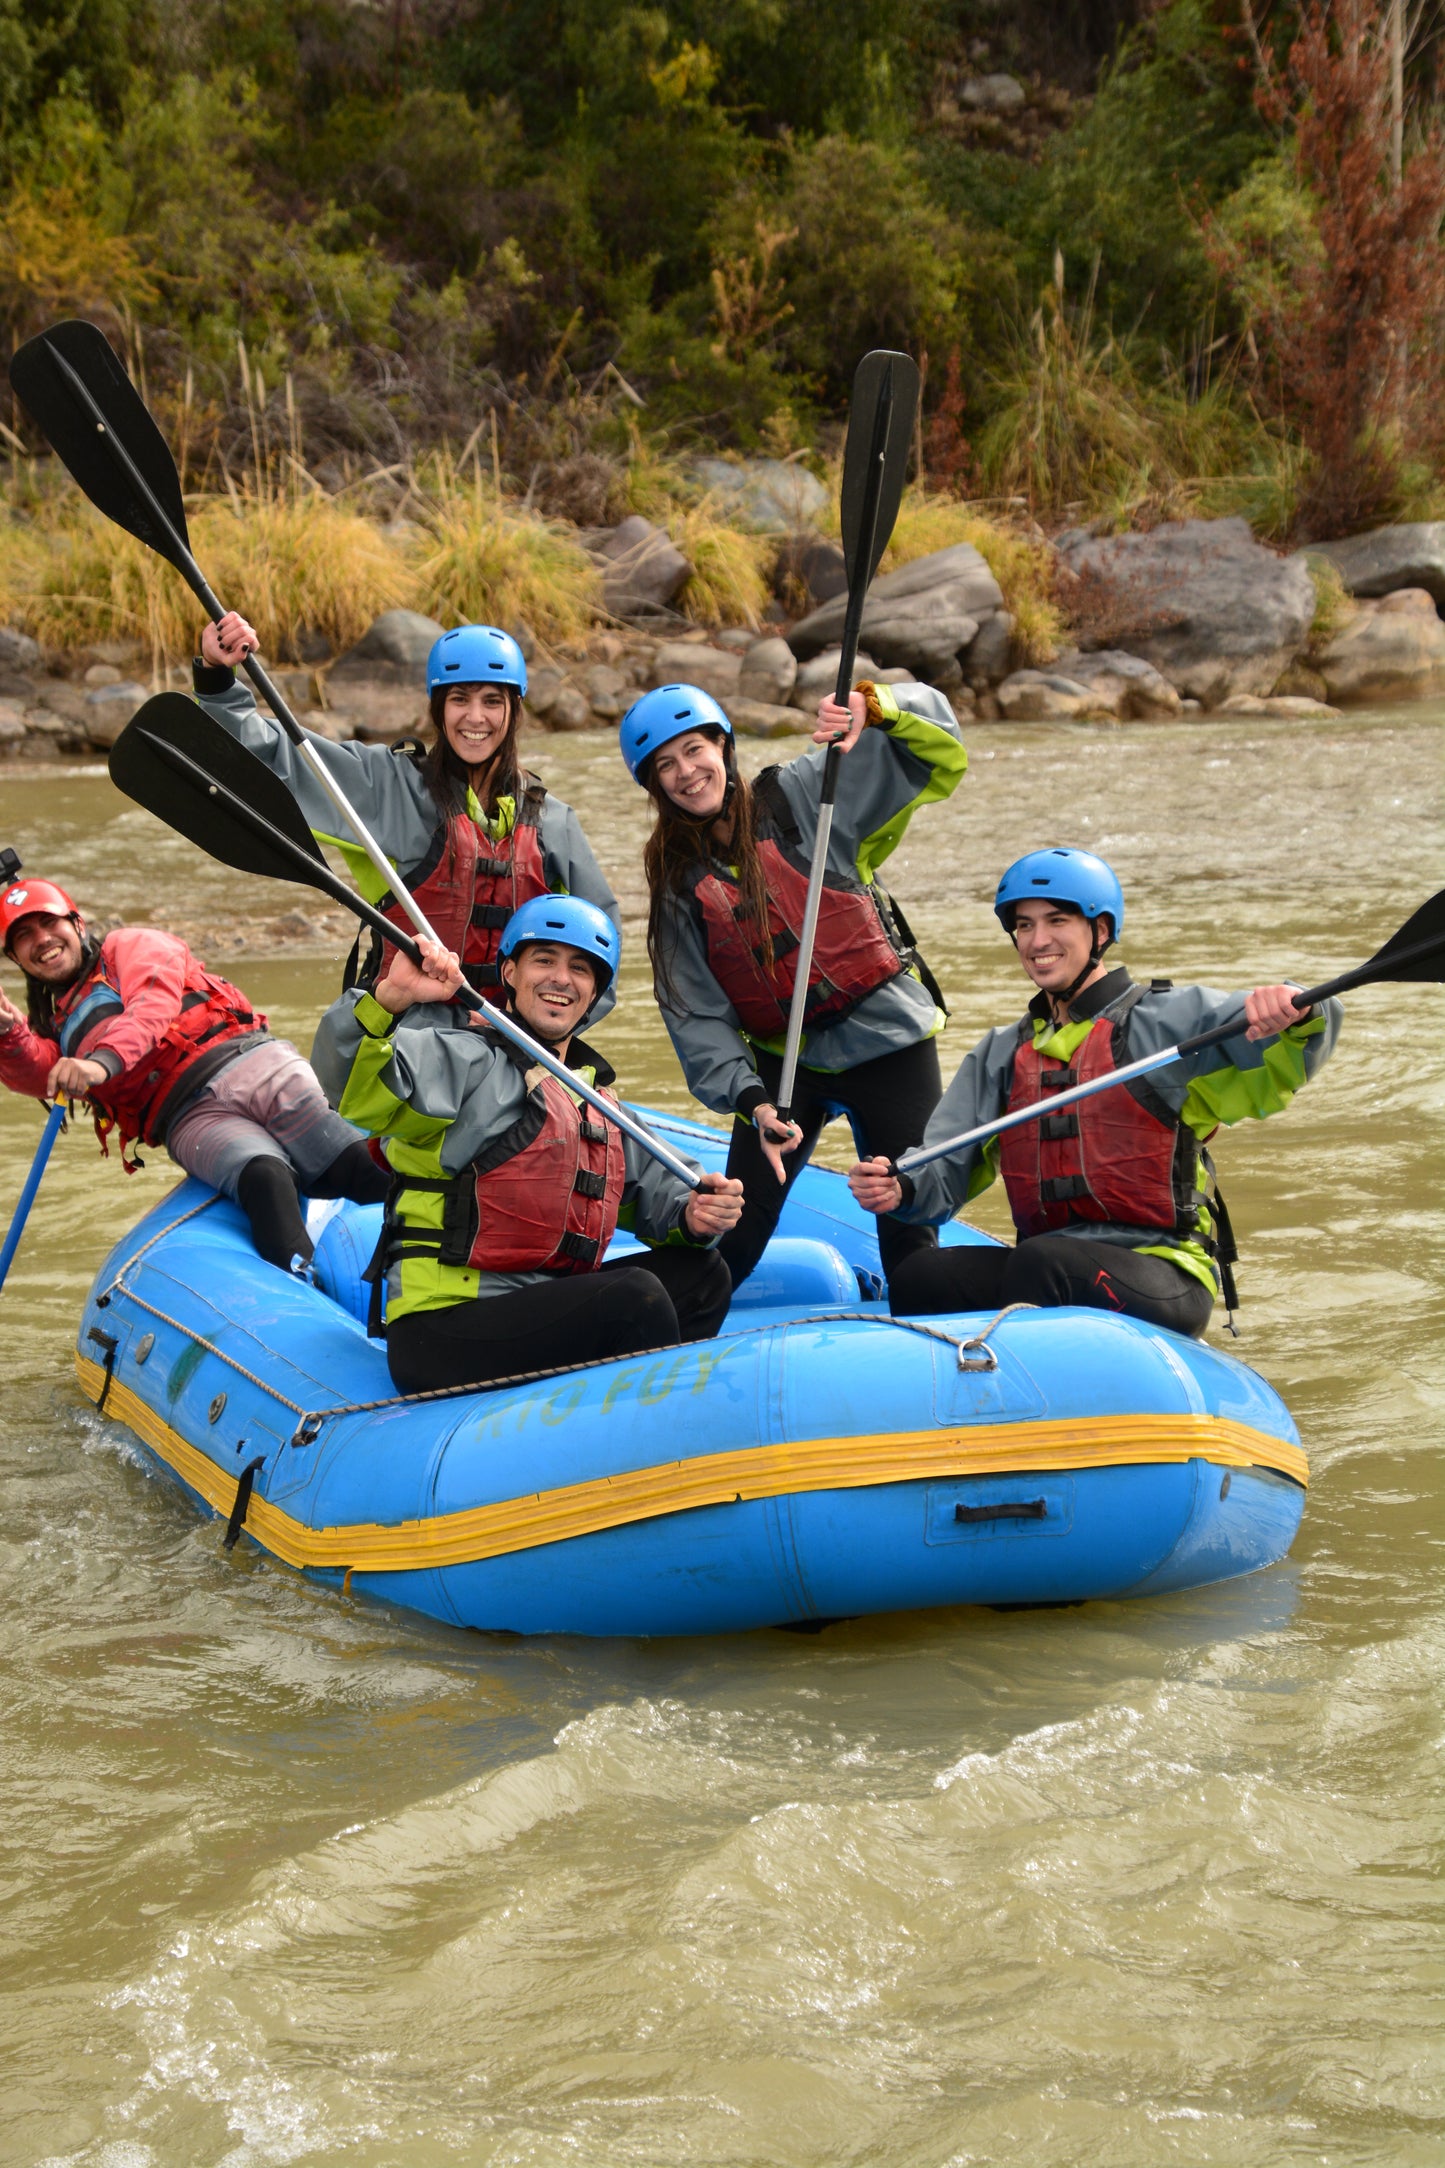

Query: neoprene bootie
[{"left": 236, "top": 1156, "right": 313, "bottom": 1272}]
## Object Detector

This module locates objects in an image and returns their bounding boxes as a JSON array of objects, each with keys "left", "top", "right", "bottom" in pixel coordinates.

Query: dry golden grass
[
  {"left": 618, "top": 439, "right": 774, "bottom": 628},
  {"left": 663, "top": 501, "right": 773, "bottom": 628},
  {"left": 0, "top": 483, "right": 411, "bottom": 670},
  {"left": 413, "top": 492, "right": 601, "bottom": 644},
  {"left": 883, "top": 490, "right": 1062, "bottom": 665}
]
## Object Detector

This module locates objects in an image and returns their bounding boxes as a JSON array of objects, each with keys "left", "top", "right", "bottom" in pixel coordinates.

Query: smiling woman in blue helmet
[
  {"left": 312, "top": 895, "right": 742, "bottom": 1392},
  {"left": 195, "top": 612, "right": 619, "bottom": 1010},
  {"left": 619, "top": 675, "right": 968, "bottom": 1299},
  {"left": 848, "top": 847, "right": 1343, "bottom": 1335}
]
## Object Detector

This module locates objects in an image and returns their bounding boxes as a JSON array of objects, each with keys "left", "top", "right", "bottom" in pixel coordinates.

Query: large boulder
[
  {"left": 648, "top": 640, "right": 742, "bottom": 701},
  {"left": 1046, "top": 649, "right": 1182, "bottom": 719},
  {"left": 325, "top": 684, "right": 428, "bottom": 743},
  {"left": 80, "top": 681, "right": 149, "bottom": 748},
  {"left": 594, "top": 516, "right": 692, "bottom": 617},
  {"left": 332, "top": 609, "right": 445, "bottom": 688},
  {"left": 995, "top": 671, "right": 1099, "bottom": 722},
  {"left": 787, "top": 543, "right": 1003, "bottom": 681},
  {"left": 1054, "top": 517, "right": 1314, "bottom": 704},
  {"left": 722, "top": 695, "right": 805, "bottom": 739},
  {"left": 773, "top": 534, "right": 847, "bottom": 613},
  {"left": 1219, "top": 693, "right": 1341, "bottom": 719},
  {"left": 738, "top": 636, "right": 797, "bottom": 707},
  {"left": 962, "top": 611, "right": 1014, "bottom": 687},
  {"left": 1303, "top": 523, "right": 1445, "bottom": 608},
  {"left": 577, "top": 662, "right": 632, "bottom": 721},
  {"left": 961, "top": 73, "right": 1026, "bottom": 112},
  {"left": 1315, "top": 590, "right": 1445, "bottom": 705},
  {"left": 688, "top": 457, "right": 828, "bottom": 533},
  {"left": 0, "top": 627, "right": 42, "bottom": 672},
  {"left": 789, "top": 648, "right": 883, "bottom": 709}
]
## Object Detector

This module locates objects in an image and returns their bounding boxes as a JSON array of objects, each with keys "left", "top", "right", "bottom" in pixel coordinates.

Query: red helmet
[{"left": 0, "top": 878, "right": 82, "bottom": 954}]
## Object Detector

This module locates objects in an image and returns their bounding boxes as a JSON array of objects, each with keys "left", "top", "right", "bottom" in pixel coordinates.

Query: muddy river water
[{"left": 0, "top": 706, "right": 1440, "bottom": 2166}]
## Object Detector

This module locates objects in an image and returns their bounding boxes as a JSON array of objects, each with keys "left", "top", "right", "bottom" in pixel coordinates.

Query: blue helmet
[
  {"left": 497, "top": 894, "right": 620, "bottom": 997},
  {"left": 618, "top": 684, "right": 732, "bottom": 783},
  {"left": 994, "top": 848, "right": 1125, "bottom": 944},
  {"left": 426, "top": 624, "right": 527, "bottom": 698}
]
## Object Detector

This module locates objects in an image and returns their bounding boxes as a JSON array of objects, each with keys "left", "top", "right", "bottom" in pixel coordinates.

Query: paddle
[
  {"left": 7, "top": 320, "right": 448, "bottom": 968},
  {"left": 0, "top": 1098, "right": 69, "bottom": 1295},
  {"left": 774, "top": 348, "right": 920, "bottom": 1123},
  {"left": 895, "top": 889, "right": 1445, "bottom": 1178},
  {"left": 108, "top": 695, "right": 701, "bottom": 1188}
]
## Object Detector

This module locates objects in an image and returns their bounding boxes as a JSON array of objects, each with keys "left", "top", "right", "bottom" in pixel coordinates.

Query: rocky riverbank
[{"left": 2, "top": 511, "right": 1443, "bottom": 761}]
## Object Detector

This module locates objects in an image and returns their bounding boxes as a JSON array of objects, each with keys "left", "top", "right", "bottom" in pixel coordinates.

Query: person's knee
[
  {"left": 673, "top": 1249, "right": 732, "bottom": 1340},
  {"left": 307, "top": 1137, "right": 389, "bottom": 1204},
  {"left": 886, "top": 1247, "right": 942, "bottom": 1315},
  {"left": 606, "top": 1268, "right": 680, "bottom": 1349},
  {"left": 999, "top": 1236, "right": 1075, "bottom": 1308},
  {"left": 890, "top": 1244, "right": 1005, "bottom": 1317}
]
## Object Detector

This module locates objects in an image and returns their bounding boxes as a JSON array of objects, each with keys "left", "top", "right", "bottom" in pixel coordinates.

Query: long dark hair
[
  {"left": 22, "top": 927, "right": 101, "bottom": 1037},
  {"left": 421, "top": 686, "right": 524, "bottom": 821},
  {"left": 641, "top": 727, "right": 775, "bottom": 1002}
]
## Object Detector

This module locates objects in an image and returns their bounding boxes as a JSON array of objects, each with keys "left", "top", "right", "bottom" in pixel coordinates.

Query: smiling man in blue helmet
[
  {"left": 847, "top": 847, "right": 1342, "bottom": 1335},
  {"left": 196, "top": 611, "right": 618, "bottom": 1006},
  {"left": 312, "top": 895, "right": 743, "bottom": 1393}
]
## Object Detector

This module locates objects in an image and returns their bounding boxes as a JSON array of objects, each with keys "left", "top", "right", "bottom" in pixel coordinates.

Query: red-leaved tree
[{"left": 1209, "top": 0, "right": 1445, "bottom": 537}]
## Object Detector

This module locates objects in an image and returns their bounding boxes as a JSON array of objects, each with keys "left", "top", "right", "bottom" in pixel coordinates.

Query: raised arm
[
  {"left": 783, "top": 682, "right": 966, "bottom": 881},
  {"left": 193, "top": 616, "right": 436, "bottom": 881}
]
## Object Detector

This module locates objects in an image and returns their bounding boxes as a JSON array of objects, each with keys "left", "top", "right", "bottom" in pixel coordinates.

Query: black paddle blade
[
  {"left": 838, "top": 349, "right": 920, "bottom": 588},
  {"left": 109, "top": 693, "right": 328, "bottom": 889},
  {"left": 1361, "top": 886, "right": 1445, "bottom": 982},
  {"left": 8, "top": 320, "right": 192, "bottom": 569}
]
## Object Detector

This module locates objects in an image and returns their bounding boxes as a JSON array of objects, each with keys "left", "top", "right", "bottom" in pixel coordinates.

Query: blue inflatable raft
[{"left": 73, "top": 1108, "right": 1307, "bottom": 1637}]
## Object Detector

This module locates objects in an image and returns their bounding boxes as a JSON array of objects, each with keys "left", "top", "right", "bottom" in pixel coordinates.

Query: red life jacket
[
  {"left": 364, "top": 784, "right": 549, "bottom": 994},
  {"left": 375, "top": 1035, "right": 627, "bottom": 1312},
  {"left": 56, "top": 948, "right": 264, "bottom": 1158},
  {"left": 998, "top": 987, "right": 1207, "bottom": 1241},
  {"left": 688, "top": 770, "right": 918, "bottom": 1038}
]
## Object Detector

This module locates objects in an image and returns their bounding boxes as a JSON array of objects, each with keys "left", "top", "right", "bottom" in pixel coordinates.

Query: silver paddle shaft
[
  {"left": 895, "top": 1036, "right": 1201, "bottom": 1176},
  {"left": 774, "top": 799, "right": 836, "bottom": 1115}
]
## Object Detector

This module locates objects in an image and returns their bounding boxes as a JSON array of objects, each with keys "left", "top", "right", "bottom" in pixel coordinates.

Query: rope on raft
[{"left": 89, "top": 1193, "right": 1034, "bottom": 1445}]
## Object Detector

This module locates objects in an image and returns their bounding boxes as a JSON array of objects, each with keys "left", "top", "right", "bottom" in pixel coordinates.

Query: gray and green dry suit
[
  {"left": 655, "top": 681, "right": 967, "bottom": 1121},
  {"left": 311, "top": 989, "right": 713, "bottom": 1324},
  {"left": 194, "top": 667, "right": 620, "bottom": 1019},
  {"left": 894, "top": 967, "right": 1343, "bottom": 1296}
]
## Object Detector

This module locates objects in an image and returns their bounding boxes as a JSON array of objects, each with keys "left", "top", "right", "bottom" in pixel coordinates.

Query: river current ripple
[{"left": 1, "top": 710, "right": 1440, "bottom": 2166}]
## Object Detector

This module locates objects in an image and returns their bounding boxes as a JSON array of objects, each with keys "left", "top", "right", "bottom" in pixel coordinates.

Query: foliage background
[{"left": 0, "top": 0, "right": 1441, "bottom": 539}]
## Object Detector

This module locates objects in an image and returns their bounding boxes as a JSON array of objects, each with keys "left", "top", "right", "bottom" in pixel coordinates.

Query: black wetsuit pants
[
  {"left": 720, "top": 1038, "right": 941, "bottom": 1292},
  {"left": 385, "top": 1244, "right": 733, "bottom": 1395},
  {"left": 888, "top": 1232, "right": 1216, "bottom": 1339}
]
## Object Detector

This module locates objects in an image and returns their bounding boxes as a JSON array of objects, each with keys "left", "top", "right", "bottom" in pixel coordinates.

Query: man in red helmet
[{"left": 0, "top": 875, "right": 387, "bottom": 1271}]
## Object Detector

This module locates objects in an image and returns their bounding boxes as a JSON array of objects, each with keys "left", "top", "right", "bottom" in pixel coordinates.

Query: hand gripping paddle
[
  {"left": 108, "top": 695, "right": 701, "bottom": 1187},
  {"left": 773, "top": 348, "right": 920, "bottom": 1124},
  {"left": 895, "top": 888, "right": 1445, "bottom": 1178}
]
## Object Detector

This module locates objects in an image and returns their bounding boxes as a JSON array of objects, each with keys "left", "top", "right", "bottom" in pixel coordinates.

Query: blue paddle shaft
[{"left": 0, "top": 1098, "right": 67, "bottom": 1293}]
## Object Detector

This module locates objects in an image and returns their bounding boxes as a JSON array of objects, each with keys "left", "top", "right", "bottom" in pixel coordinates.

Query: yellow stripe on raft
[{"left": 75, "top": 1355, "right": 1308, "bottom": 1576}]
